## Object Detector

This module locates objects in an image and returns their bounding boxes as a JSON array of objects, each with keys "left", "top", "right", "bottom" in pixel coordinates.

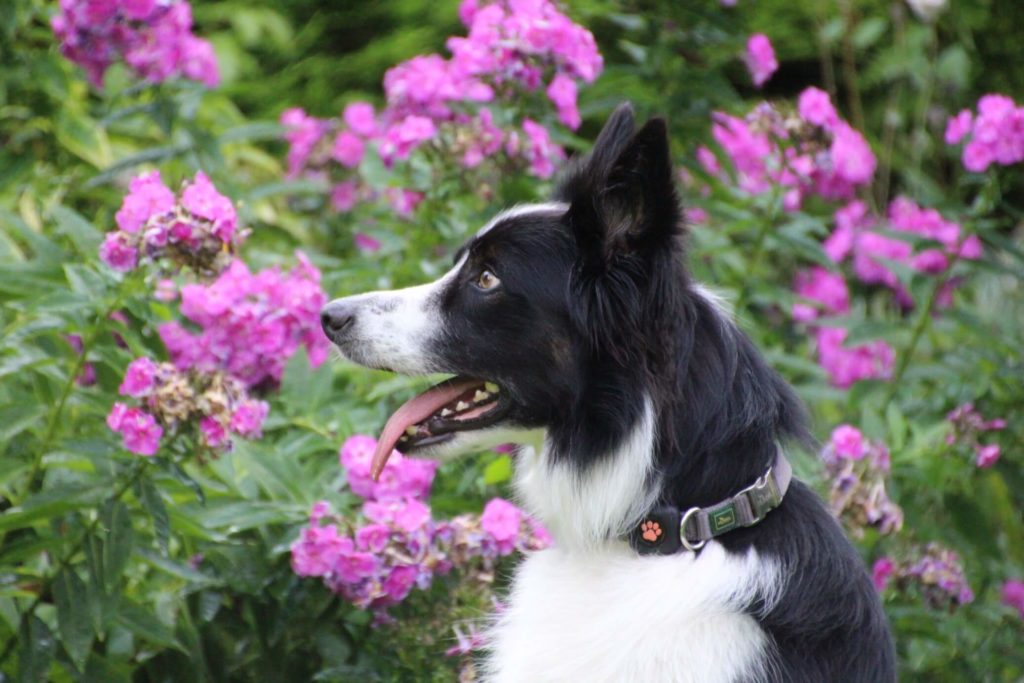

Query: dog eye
[{"left": 475, "top": 270, "right": 501, "bottom": 291}]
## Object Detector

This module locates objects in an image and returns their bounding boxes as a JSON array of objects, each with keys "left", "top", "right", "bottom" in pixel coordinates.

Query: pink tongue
[{"left": 371, "top": 377, "right": 482, "bottom": 480}]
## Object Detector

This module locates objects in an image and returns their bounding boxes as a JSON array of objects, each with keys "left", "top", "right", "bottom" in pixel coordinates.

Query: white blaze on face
[
  {"left": 476, "top": 202, "right": 568, "bottom": 237},
  {"left": 325, "top": 254, "right": 467, "bottom": 375}
]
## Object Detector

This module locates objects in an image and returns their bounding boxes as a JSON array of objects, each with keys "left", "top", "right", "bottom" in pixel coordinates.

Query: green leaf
[
  {"left": 136, "top": 547, "right": 219, "bottom": 586},
  {"left": 50, "top": 205, "right": 102, "bottom": 255},
  {"left": 138, "top": 478, "right": 170, "bottom": 554},
  {"left": 101, "top": 500, "right": 134, "bottom": 591},
  {"left": 483, "top": 454, "right": 512, "bottom": 485},
  {"left": 84, "top": 144, "right": 190, "bottom": 189},
  {"left": 55, "top": 109, "right": 112, "bottom": 169},
  {"left": 852, "top": 17, "right": 888, "bottom": 50},
  {"left": 280, "top": 347, "right": 332, "bottom": 413},
  {"left": 115, "top": 601, "right": 184, "bottom": 651},
  {"left": 17, "top": 616, "right": 55, "bottom": 683},
  {"left": 52, "top": 568, "right": 94, "bottom": 671},
  {"left": 886, "top": 403, "right": 908, "bottom": 451}
]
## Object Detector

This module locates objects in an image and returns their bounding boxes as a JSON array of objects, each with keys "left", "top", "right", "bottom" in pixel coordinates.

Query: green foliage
[{"left": 1, "top": 0, "right": 1022, "bottom": 680}]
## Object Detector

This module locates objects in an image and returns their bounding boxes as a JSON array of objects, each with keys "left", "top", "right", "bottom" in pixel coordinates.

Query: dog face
[{"left": 321, "top": 104, "right": 683, "bottom": 471}]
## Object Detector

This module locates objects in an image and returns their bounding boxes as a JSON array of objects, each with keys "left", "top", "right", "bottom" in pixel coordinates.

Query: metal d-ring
[{"left": 679, "top": 506, "right": 706, "bottom": 552}]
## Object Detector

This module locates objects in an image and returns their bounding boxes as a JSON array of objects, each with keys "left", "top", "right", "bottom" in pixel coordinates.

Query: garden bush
[{"left": 0, "top": 0, "right": 1022, "bottom": 680}]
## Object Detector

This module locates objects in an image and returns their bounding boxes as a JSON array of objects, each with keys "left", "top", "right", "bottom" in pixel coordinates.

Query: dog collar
[{"left": 629, "top": 449, "right": 792, "bottom": 555}]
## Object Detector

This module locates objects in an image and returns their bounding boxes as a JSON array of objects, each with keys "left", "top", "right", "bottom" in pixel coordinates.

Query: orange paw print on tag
[{"left": 641, "top": 520, "right": 662, "bottom": 543}]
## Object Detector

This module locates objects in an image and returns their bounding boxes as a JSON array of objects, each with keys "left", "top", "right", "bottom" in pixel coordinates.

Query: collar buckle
[{"left": 738, "top": 465, "right": 782, "bottom": 524}]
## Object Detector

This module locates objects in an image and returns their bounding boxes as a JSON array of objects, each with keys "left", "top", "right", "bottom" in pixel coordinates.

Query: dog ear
[
  {"left": 565, "top": 114, "right": 680, "bottom": 267},
  {"left": 565, "top": 113, "right": 682, "bottom": 362}
]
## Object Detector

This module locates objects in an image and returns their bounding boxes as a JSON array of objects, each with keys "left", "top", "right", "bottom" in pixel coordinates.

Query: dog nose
[{"left": 321, "top": 300, "right": 357, "bottom": 340}]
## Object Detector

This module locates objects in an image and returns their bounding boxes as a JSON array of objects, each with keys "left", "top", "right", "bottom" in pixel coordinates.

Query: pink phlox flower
[
  {"left": 99, "top": 232, "right": 139, "bottom": 272},
  {"left": 745, "top": 34, "right": 778, "bottom": 88},
  {"left": 380, "top": 565, "right": 418, "bottom": 604},
  {"left": 110, "top": 405, "right": 163, "bottom": 456},
  {"left": 546, "top": 73, "right": 581, "bottom": 130},
  {"left": 815, "top": 327, "right": 895, "bottom": 388},
  {"left": 792, "top": 267, "right": 849, "bottom": 322},
  {"left": 521, "top": 118, "right": 565, "bottom": 178},
  {"left": 481, "top": 497, "right": 523, "bottom": 546},
  {"left": 975, "top": 444, "right": 1001, "bottom": 468},
  {"left": 354, "top": 232, "right": 382, "bottom": 253},
  {"left": 1003, "top": 579, "right": 1024, "bottom": 619},
  {"left": 229, "top": 399, "right": 269, "bottom": 438},
  {"left": 115, "top": 170, "right": 175, "bottom": 233},
  {"left": 356, "top": 523, "right": 392, "bottom": 553},
  {"left": 830, "top": 425, "right": 866, "bottom": 460},
  {"left": 343, "top": 101, "right": 378, "bottom": 137},
  {"left": 181, "top": 171, "right": 237, "bottom": 241},
  {"left": 119, "top": 357, "right": 159, "bottom": 397},
  {"left": 331, "top": 130, "right": 365, "bottom": 168},
  {"left": 330, "top": 181, "right": 359, "bottom": 212},
  {"left": 798, "top": 87, "right": 839, "bottom": 129},
  {"left": 872, "top": 557, "right": 895, "bottom": 591},
  {"left": 290, "top": 524, "right": 348, "bottom": 577},
  {"left": 944, "top": 109, "right": 973, "bottom": 145}
]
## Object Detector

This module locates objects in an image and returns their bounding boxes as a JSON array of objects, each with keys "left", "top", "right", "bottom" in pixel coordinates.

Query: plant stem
[
  {"left": 21, "top": 288, "right": 128, "bottom": 504},
  {"left": 837, "top": 0, "right": 867, "bottom": 134},
  {"left": 880, "top": 252, "right": 966, "bottom": 411}
]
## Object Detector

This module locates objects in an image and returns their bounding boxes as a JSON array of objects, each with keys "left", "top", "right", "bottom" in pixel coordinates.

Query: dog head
[{"left": 321, "top": 104, "right": 685, "bottom": 475}]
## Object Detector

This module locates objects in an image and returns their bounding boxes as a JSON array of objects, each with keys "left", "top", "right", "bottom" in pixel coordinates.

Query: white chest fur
[{"left": 484, "top": 542, "right": 780, "bottom": 683}]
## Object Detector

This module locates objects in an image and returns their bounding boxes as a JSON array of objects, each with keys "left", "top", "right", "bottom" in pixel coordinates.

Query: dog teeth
[
  {"left": 405, "top": 426, "right": 418, "bottom": 436},
  {"left": 440, "top": 408, "right": 454, "bottom": 417},
  {"left": 484, "top": 382, "right": 499, "bottom": 393},
  {"left": 456, "top": 401, "right": 470, "bottom": 411},
  {"left": 473, "top": 390, "right": 490, "bottom": 403}
]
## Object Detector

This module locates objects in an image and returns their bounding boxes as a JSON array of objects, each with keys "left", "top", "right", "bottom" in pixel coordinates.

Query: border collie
[{"left": 321, "top": 104, "right": 896, "bottom": 682}]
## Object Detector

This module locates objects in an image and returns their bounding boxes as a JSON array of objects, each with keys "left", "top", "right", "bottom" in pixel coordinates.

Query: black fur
[{"left": 424, "top": 103, "right": 896, "bottom": 681}]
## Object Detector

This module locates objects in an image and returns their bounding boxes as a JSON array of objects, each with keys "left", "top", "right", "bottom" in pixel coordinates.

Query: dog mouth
[{"left": 371, "top": 376, "right": 510, "bottom": 479}]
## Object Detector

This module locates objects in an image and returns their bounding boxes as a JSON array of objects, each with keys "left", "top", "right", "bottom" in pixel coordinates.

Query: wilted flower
[
  {"left": 291, "top": 436, "right": 551, "bottom": 618},
  {"left": 902, "top": 543, "right": 974, "bottom": 609},
  {"left": 876, "top": 544, "right": 974, "bottom": 610},
  {"left": 821, "top": 426, "right": 903, "bottom": 536},
  {"left": 702, "top": 88, "right": 875, "bottom": 210},
  {"left": 108, "top": 358, "right": 269, "bottom": 456},
  {"left": 100, "top": 171, "right": 244, "bottom": 278},
  {"left": 51, "top": 0, "right": 219, "bottom": 88},
  {"left": 946, "top": 402, "right": 1006, "bottom": 468}
]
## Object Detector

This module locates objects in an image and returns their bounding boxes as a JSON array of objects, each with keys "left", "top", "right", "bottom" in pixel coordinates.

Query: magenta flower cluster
[
  {"left": 945, "top": 403, "right": 1006, "bottom": 468},
  {"left": 158, "top": 254, "right": 330, "bottom": 390},
  {"left": 823, "top": 197, "right": 982, "bottom": 307},
  {"left": 874, "top": 544, "right": 974, "bottom": 609},
  {"left": 790, "top": 267, "right": 894, "bottom": 388},
  {"left": 51, "top": 0, "right": 219, "bottom": 88},
  {"left": 290, "top": 435, "right": 551, "bottom": 617},
  {"left": 821, "top": 425, "right": 903, "bottom": 537},
  {"left": 280, "top": 0, "right": 602, "bottom": 223},
  {"left": 108, "top": 357, "right": 268, "bottom": 456},
  {"left": 100, "top": 171, "right": 243, "bottom": 277},
  {"left": 700, "top": 87, "right": 875, "bottom": 211},
  {"left": 945, "top": 94, "right": 1024, "bottom": 172},
  {"left": 1003, "top": 579, "right": 1024, "bottom": 620},
  {"left": 745, "top": 34, "right": 777, "bottom": 88}
]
